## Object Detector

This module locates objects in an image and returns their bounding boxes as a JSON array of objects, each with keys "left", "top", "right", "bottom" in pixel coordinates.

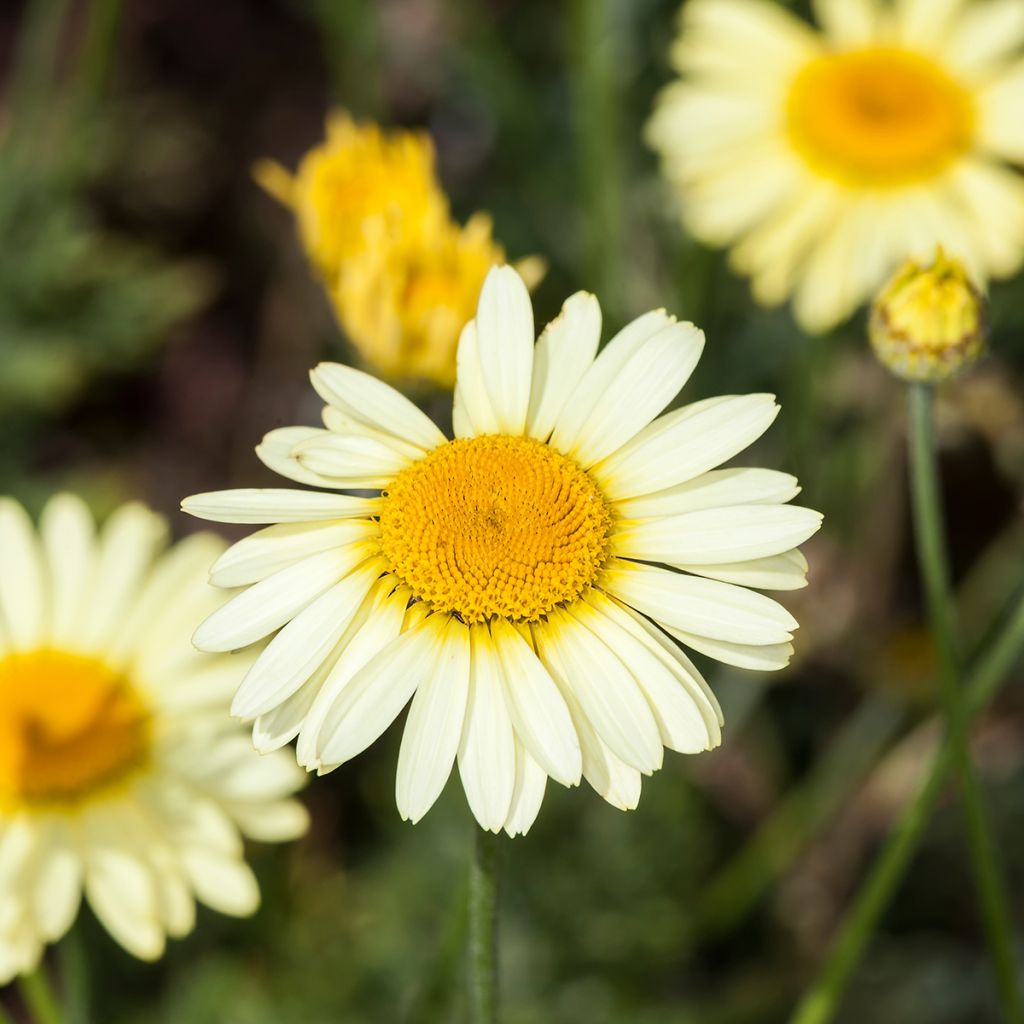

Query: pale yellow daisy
[
  {"left": 183, "top": 266, "right": 821, "bottom": 836},
  {"left": 646, "top": 0, "right": 1024, "bottom": 332},
  {"left": 0, "top": 496, "right": 307, "bottom": 982}
]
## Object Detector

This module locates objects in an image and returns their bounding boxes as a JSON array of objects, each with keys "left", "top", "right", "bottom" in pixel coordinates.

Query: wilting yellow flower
[
  {"left": 183, "top": 266, "right": 821, "bottom": 836},
  {"left": 647, "top": 0, "right": 1024, "bottom": 332},
  {"left": 254, "top": 111, "right": 445, "bottom": 280},
  {"left": 870, "top": 248, "right": 986, "bottom": 381},
  {"left": 338, "top": 213, "right": 546, "bottom": 387},
  {"left": 0, "top": 495, "right": 307, "bottom": 980},
  {"left": 257, "top": 112, "right": 543, "bottom": 388}
]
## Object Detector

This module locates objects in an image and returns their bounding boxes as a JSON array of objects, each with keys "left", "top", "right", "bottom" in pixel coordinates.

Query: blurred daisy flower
[
  {"left": 183, "top": 266, "right": 821, "bottom": 836},
  {"left": 256, "top": 112, "right": 542, "bottom": 388},
  {"left": 0, "top": 496, "right": 307, "bottom": 981},
  {"left": 647, "top": 0, "right": 1024, "bottom": 333}
]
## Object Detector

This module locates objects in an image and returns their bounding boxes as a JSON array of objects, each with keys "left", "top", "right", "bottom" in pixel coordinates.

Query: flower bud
[{"left": 869, "top": 250, "right": 986, "bottom": 383}]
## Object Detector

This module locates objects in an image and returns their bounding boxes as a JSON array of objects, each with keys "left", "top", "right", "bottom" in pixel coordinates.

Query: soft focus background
[{"left": 3, "top": 1, "right": 1024, "bottom": 1021}]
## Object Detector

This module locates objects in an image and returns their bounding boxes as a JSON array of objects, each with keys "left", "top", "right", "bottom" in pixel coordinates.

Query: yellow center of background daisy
[
  {"left": 379, "top": 435, "right": 611, "bottom": 624},
  {"left": 0, "top": 651, "right": 150, "bottom": 806},
  {"left": 786, "top": 47, "right": 973, "bottom": 186}
]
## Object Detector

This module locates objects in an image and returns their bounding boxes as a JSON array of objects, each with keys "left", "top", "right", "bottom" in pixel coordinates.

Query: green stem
[
  {"left": 907, "top": 383, "right": 1020, "bottom": 1021},
  {"left": 18, "top": 964, "right": 64, "bottom": 1024},
  {"left": 788, "top": 393, "right": 1024, "bottom": 1024},
  {"left": 468, "top": 828, "right": 501, "bottom": 1024},
  {"left": 75, "top": 0, "right": 124, "bottom": 108}
]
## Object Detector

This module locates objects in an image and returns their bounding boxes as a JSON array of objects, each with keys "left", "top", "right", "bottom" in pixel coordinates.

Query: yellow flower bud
[{"left": 869, "top": 250, "right": 986, "bottom": 383}]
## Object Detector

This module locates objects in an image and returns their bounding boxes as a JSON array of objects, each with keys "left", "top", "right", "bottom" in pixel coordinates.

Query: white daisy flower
[
  {"left": 183, "top": 266, "right": 821, "bottom": 837},
  {"left": 0, "top": 495, "right": 308, "bottom": 982},
  {"left": 646, "top": 0, "right": 1024, "bottom": 332}
]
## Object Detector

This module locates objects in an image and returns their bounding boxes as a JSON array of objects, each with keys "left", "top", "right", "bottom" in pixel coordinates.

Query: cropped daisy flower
[
  {"left": 183, "top": 266, "right": 821, "bottom": 836},
  {"left": 0, "top": 496, "right": 307, "bottom": 982},
  {"left": 646, "top": 0, "right": 1024, "bottom": 332},
  {"left": 257, "top": 111, "right": 543, "bottom": 388}
]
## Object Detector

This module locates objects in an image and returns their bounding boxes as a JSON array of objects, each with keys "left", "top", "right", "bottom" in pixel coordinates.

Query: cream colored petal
[
  {"left": 0, "top": 497, "right": 46, "bottom": 650},
  {"left": 601, "top": 558, "right": 797, "bottom": 646},
  {"left": 674, "top": 549, "right": 810, "bottom": 591},
  {"left": 979, "top": 60, "right": 1024, "bottom": 162},
  {"left": 943, "top": 1, "right": 1024, "bottom": 77},
  {"left": 537, "top": 612, "right": 663, "bottom": 774},
  {"left": 611, "top": 467, "right": 799, "bottom": 520},
  {"left": 255, "top": 426, "right": 353, "bottom": 490},
  {"left": 453, "top": 321, "right": 500, "bottom": 438},
  {"left": 309, "top": 362, "right": 446, "bottom": 450},
  {"left": 290, "top": 432, "right": 415, "bottom": 488},
  {"left": 592, "top": 395, "right": 779, "bottom": 501},
  {"left": 490, "top": 618, "right": 582, "bottom": 787},
  {"left": 39, "top": 493, "right": 96, "bottom": 649},
  {"left": 526, "top": 292, "right": 602, "bottom": 442},
  {"left": 612, "top": 504, "right": 822, "bottom": 566},
  {"left": 946, "top": 159, "right": 1024, "bottom": 276},
  {"left": 252, "top": 681, "right": 322, "bottom": 753},
  {"left": 209, "top": 519, "right": 378, "bottom": 588},
  {"left": 665, "top": 624, "right": 795, "bottom": 671},
  {"left": 182, "top": 488, "right": 379, "bottom": 524},
  {"left": 812, "top": 0, "right": 879, "bottom": 45},
  {"left": 893, "top": 0, "right": 967, "bottom": 50},
  {"left": 503, "top": 738, "right": 548, "bottom": 837},
  {"left": 181, "top": 851, "right": 259, "bottom": 918},
  {"left": 31, "top": 818, "right": 82, "bottom": 943},
  {"left": 396, "top": 618, "right": 471, "bottom": 823},
  {"left": 224, "top": 799, "right": 309, "bottom": 843},
  {"left": 192, "top": 545, "right": 381, "bottom": 653},
  {"left": 457, "top": 625, "right": 517, "bottom": 833}
]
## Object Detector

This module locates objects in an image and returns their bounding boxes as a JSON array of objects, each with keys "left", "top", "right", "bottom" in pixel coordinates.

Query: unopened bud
[{"left": 869, "top": 250, "right": 985, "bottom": 383}]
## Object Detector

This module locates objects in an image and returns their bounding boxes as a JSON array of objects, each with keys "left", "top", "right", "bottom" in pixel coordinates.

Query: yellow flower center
[
  {"left": 379, "top": 435, "right": 611, "bottom": 624},
  {"left": 0, "top": 651, "right": 150, "bottom": 807},
  {"left": 786, "top": 48, "right": 973, "bottom": 186}
]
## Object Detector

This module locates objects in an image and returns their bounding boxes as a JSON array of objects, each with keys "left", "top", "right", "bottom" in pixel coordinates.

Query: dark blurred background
[{"left": 2, "top": 1, "right": 1023, "bottom": 1021}]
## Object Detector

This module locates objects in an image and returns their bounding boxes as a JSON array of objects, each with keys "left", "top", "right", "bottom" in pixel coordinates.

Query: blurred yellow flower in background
[
  {"left": 0, "top": 495, "right": 307, "bottom": 981},
  {"left": 870, "top": 248, "right": 986, "bottom": 381},
  {"left": 256, "top": 112, "right": 543, "bottom": 388},
  {"left": 647, "top": 0, "right": 1024, "bottom": 332}
]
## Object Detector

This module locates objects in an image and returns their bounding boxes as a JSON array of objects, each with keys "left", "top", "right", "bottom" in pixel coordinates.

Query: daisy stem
[
  {"left": 788, "top": 573, "right": 1024, "bottom": 1024},
  {"left": 906, "top": 382, "right": 1021, "bottom": 1021},
  {"left": 468, "top": 828, "right": 502, "bottom": 1024},
  {"left": 18, "top": 964, "right": 64, "bottom": 1024}
]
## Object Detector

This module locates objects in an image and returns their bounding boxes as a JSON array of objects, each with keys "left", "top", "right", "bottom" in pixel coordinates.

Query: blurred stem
[
  {"left": 788, "top": 396, "right": 1024, "bottom": 1024},
  {"left": 18, "top": 965, "right": 64, "bottom": 1024},
  {"left": 7, "top": 0, "right": 71, "bottom": 147},
  {"left": 468, "top": 828, "right": 501, "bottom": 1024},
  {"left": 907, "top": 383, "right": 1020, "bottom": 1022},
  {"left": 568, "top": 0, "right": 625, "bottom": 322},
  {"left": 60, "top": 923, "right": 90, "bottom": 1024},
  {"left": 76, "top": 0, "right": 123, "bottom": 107}
]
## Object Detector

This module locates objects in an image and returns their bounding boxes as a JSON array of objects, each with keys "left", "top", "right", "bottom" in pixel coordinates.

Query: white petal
[
  {"left": 0, "top": 498, "right": 46, "bottom": 650},
  {"left": 675, "top": 548, "right": 809, "bottom": 591},
  {"left": 503, "top": 739, "right": 548, "bottom": 837},
  {"left": 611, "top": 467, "right": 799, "bottom": 520},
  {"left": 457, "top": 625, "right": 517, "bottom": 832},
  {"left": 979, "top": 61, "right": 1024, "bottom": 162},
  {"left": 75, "top": 502, "right": 168, "bottom": 653},
  {"left": 209, "top": 519, "right": 378, "bottom": 588},
  {"left": 473, "top": 266, "right": 535, "bottom": 435},
  {"left": 396, "top": 618, "right": 471, "bottom": 823},
  {"left": 180, "top": 851, "right": 259, "bottom": 917},
  {"left": 489, "top": 618, "right": 582, "bottom": 787},
  {"left": 252, "top": 681, "right": 322, "bottom": 753},
  {"left": 536, "top": 612, "right": 663, "bottom": 773},
  {"left": 40, "top": 493, "right": 96, "bottom": 649},
  {"left": 453, "top": 321, "right": 500, "bottom": 438},
  {"left": 291, "top": 433, "right": 415, "bottom": 488},
  {"left": 526, "top": 292, "right": 601, "bottom": 442},
  {"left": 944, "top": 0, "right": 1024, "bottom": 76},
  {"left": 255, "top": 426, "right": 353, "bottom": 489},
  {"left": 310, "top": 362, "right": 447, "bottom": 451},
  {"left": 665, "top": 624, "right": 794, "bottom": 672},
  {"left": 612, "top": 504, "right": 822, "bottom": 565},
  {"left": 225, "top": 799, "right": 310, "bottom": 842},
  {"left": 565, "top": 321, "right": 705, "bottom": 468},
  {"left": 813, "top": 0, "right": 879, "bottom": 45},
  {"left": 232, "top": 560, "right": 382, "bottom": 719},
  {"left": 601, "top": 558, "right": 797, "bottom": 645},
  {"left": 31, "top": 820, "right": 82, "bottom": 943},
  {"left": 315, "top": 615, "right": 445, "bottom": 767},
  {"left": 182, "top": 488, "right": 379, "bottom": 524},
  {"left": 193, "top": 545, "right": 380, "bottom": 652},
  {"left": 592, "top": 394, "right": 780, "bottom": 501},
  {"left": 549, "top": 309, "right": 675, "bottom": 457}
]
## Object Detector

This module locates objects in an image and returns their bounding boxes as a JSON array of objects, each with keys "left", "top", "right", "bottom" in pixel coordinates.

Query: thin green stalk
[
  {"left": 18, "top": 964, "right": 64, "bottom": 1024},
  {"left": 907, "top": 383, "right": 1020, "bottom": 1021},
  {"left": 788, "top": 402, "right": 1024, "bottom": 1024},
  {"left": 75, "top": 0, "right": 124, "bottom": 108},
  {"left": 468, "top": 828, "right": 501, "bottom": 1024}
]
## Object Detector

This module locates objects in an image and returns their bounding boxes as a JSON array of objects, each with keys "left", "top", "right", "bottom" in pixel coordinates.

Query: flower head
[
  {"left": 646, "top": 0, "right": 1024, "bottom": 332},
  {"left": 183, "top": 266, "right": 822, "bottom": 836},
  {"left": 0, "top": 496, "right": 307, "bottom": 981},
  {"left": 257, "top": 112, "right": 543, "bottom": 388},
  {"left": 870, "top": 248, "right": 986, "bottom": 381}
]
